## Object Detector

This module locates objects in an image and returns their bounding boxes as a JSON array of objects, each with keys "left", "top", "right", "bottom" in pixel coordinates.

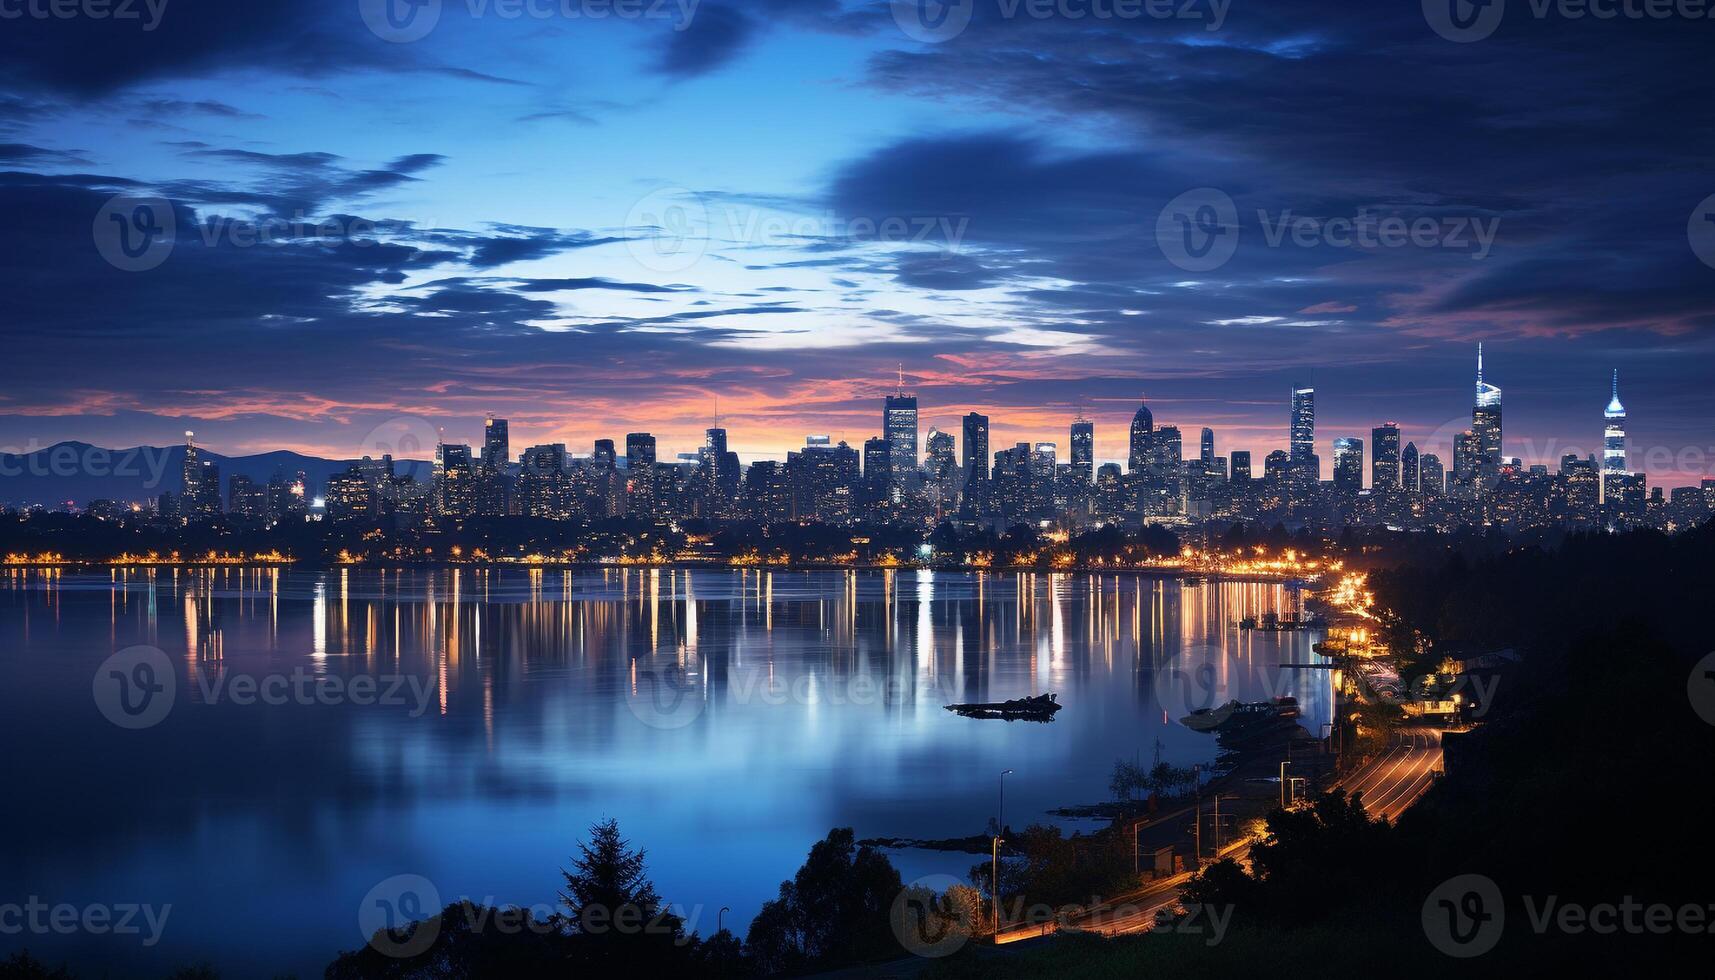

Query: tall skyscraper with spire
[
  {"left": 883, "top": 366, "right": 918, "bottom": 484},
  {"left": 1290, "top": 387, "right": 1315, "bottom": 465},
  {"left": 1070, "top": 417, "right": 1094, "bottom": 483},
  {"left": 1603, "top": 369, "right": 1628, "bottom": 502},
  {"left": 1472, "top": 343, "right": 1504, "bottom": 491},
  {"left": 1128, "top": 398, "right": 1154, "bottom": 473}
]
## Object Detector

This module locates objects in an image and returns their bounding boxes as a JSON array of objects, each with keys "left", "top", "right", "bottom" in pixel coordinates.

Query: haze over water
[{"left": 0, "top": 568, "right": 1328, "bottom": 976}]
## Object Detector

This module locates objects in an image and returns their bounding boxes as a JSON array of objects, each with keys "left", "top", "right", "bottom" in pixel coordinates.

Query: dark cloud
[
  {"left": 656, "top": 3, "right": 759, "bottom": 77},
  {"left": 0, "top": 142, "right": 88, "bottom": 166}
]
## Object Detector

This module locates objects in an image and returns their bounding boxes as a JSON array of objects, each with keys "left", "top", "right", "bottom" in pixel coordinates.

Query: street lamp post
[
  {"left": 991, "top": 835, "right": 1005, "bottom": 938},
  {"left": 1132, "top": 818, "right": 1146, "bottom": 878},
  {"left": 1280, "top": 760, "right": 1291, "bottom": 808},
  {"left": 718, "top": 906, "right": 730, "bottom": 936},
  {"left": 997, "top": 768, "right": 1014, "bottom": 836}
]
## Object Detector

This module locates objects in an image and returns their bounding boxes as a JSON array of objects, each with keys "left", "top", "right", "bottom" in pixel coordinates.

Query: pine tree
[{"left": 559, "top": 818, "right": 686, "bottom": 966}]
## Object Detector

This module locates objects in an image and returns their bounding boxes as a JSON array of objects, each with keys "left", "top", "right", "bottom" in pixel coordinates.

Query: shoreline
[{"left": 3, "top": 559, "right": 1324, "bottom": 583}]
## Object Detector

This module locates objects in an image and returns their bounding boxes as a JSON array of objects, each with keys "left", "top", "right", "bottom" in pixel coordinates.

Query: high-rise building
[
  {"left": 1070, "top": 418, "right": 1094, "bottom": 484},
  {"left": 1333, "top": 438, "right": 1364, "bottom": 493},
  {"left": 961, "top": 413, "right": 990, "bottom": 484},
  {"left": 1420, "top": 453, "right": 1446, "bottom": 495},
  {"left": 179, "top": 430, "right": 221, "bottom": 522},
  {"left": 433, "top": 442, "right": 475, "bottom": 517},
  {"left": 593, "top": 439, "right": 616, "bottom": 469},
  {"left": 1372, "top": 423, "right": 1401, "bottom": 489},
  {"left": 884, "top": 391, "right": 918, "bottom": 482},
  {"left": 925, "top": 428, "right": 958, "bottom": 512},
  {"left": 181, "top": 430, "right": 200, "bottom": 505},
  {"left": 1199, "top": 427, "right": 1215, "bottom": 468},
  {"left": 1473, "top": 344, "right": 1504, "bottom": 490},
  {"left": 227, "top": 474, "right": 266, "bottom": 518},
  {"left": 1290, "top": 387, "right": 1315, "bottom": 465},
  {"left": 625, "top": 433, "right": 656, "bottom": 469},
  {"left": 1230, "top": 450, "right": 1251, "bottom": 482},
  {"left": 482, "top": 416, "right": 509, "bottom": 471},
  {"left": 1401, "top": 441, "right": 1420, "bottom": 493},
  {"left": 1452, "top": 429, "right": 1478, "bottom": 496},
  {"left": 863, "top": 437, "right": 892, "bottom": 501},
  {"left": 517, "top": 444, "right": 570, "bottom": 519},
  {"left": 1129, "top": 399, "right": 1154, "bottom": 473},
  {"left": 1602, "top": 370, "right": 1627, "bottom": 503}
]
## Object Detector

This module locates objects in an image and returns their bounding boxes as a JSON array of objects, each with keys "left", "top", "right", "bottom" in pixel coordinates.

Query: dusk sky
[{"left": 2, "top": 0, "right": 1712, "bottom": 483}]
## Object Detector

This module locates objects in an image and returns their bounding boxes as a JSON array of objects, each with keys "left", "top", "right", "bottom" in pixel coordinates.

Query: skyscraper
[
  {"left": 1420, "top": 453, "right": 1445, "bottom": 495},
  {"left": 1290, "top": 387, "right": 1315, "bottom": 466},
  {"left": 1473, "top": 344, "right": 1504, "bottom": 490},
  {"left": 1070, "top": 417, "right": 1094, "bottom": 483},
  {"left": 433, "top": 442, "right": 475, "bottom": 516},
  {"left": 1401, "top": 441, "right": 1420, "bottom": 493},
  {"left": 884, "top": 392, "right": 918, "bottom": 482},
  {"left": 1230, "top": 450, "right": 1252, "bottom": 482},
  {"left": 482, "top": 416, "right": 509, "bottom": 471},
  {"left": 1129, "top": 399, "right": 1154, "bottom": 473},
  {"left": 625, "top": 432, "right": 656, "bottom": 469},
  {"left": 477, "top": 417, "right": 511, "bottom": 516},
  {"left": 863, "top": 436, "right": 892, "bottom": 500},
  {"left": 1199, "top": 427, "right": 1215, "bottom": 467},
  {"left": 1603, "top": 370, "right": 1627, "bottom": 502},
  {"left": 962, "top": 412, "right": 990, "bottom": 484},
  {"left": 180, "top": 430, "right": 211, "bottom": 521},
  {"left": 1333, "top": 438, "right": 1364, "bottom": 493},
  {"left": 1371, "top": 422, "right": 1401, "bottom": 489}
]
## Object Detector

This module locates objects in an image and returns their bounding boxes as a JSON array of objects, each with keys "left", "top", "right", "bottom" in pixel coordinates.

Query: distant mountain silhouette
[{"left": 0, "top": 441, "right": 431, "bottom": 508}]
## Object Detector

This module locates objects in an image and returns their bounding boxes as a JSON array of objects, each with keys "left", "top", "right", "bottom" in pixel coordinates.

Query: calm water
[{"left": 0, "top": 568, "right": 1327, "bottom": 976}]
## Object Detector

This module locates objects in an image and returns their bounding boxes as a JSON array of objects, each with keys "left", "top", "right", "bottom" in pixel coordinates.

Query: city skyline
[{"left": 4, "top": 347, "right": 1687, "bottom": 489}]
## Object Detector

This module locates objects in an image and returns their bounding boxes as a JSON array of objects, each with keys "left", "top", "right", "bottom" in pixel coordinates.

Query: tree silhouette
[{"left": 560, "top": 818, "right": 688, "bottom": 969}]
